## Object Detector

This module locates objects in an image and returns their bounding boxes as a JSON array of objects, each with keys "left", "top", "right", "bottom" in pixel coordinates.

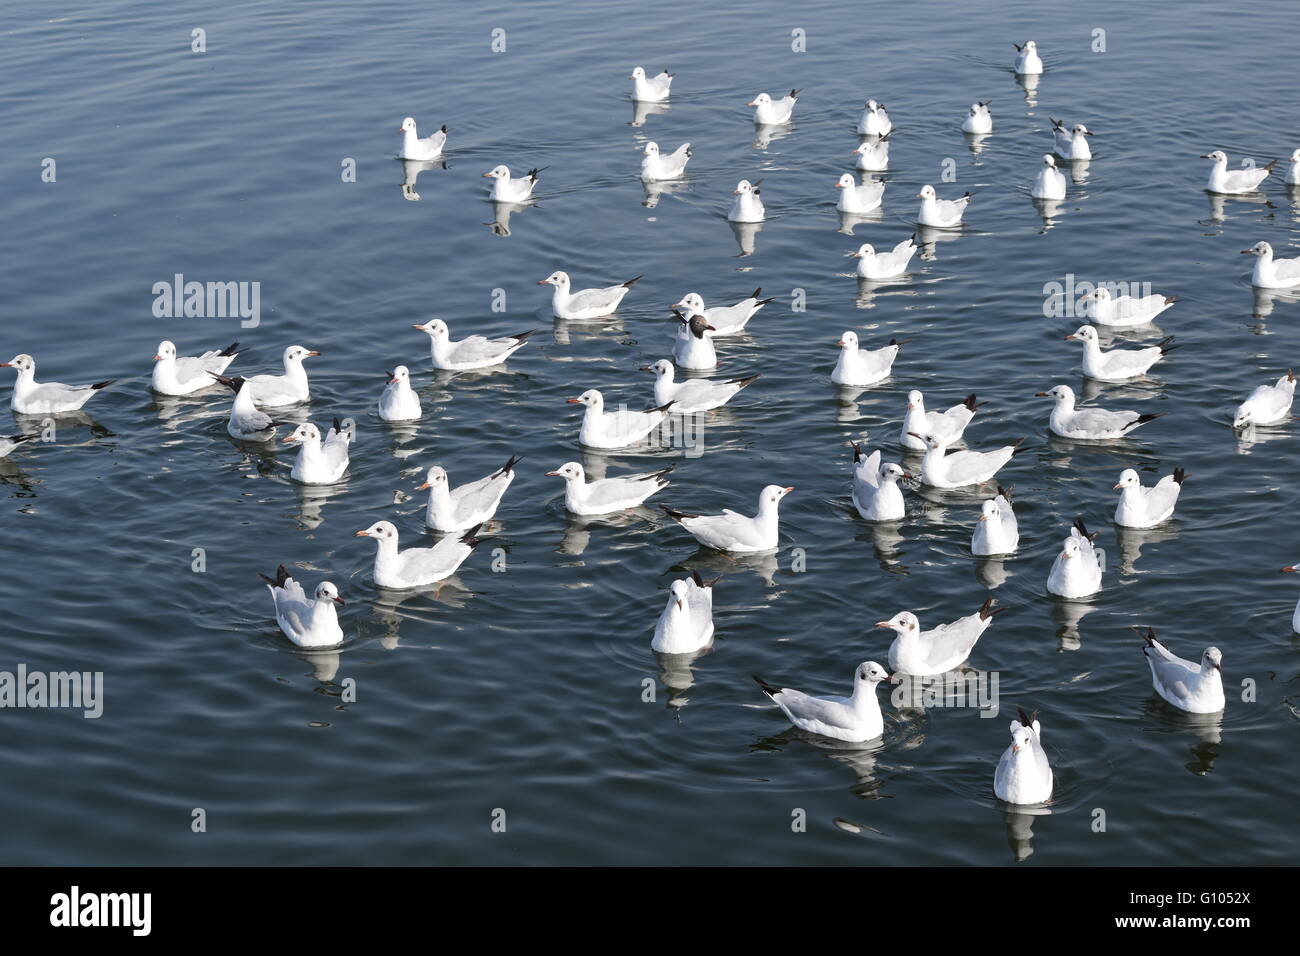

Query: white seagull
[
  {"left": 972, "top": 488, "right": 1019, "bottom": 555},
  {"left": 356, "top": 520, "right": 484, "bottom": 589},
  {"left": 1242, "top": 241, "right": 1300, "bottom": 289},
  {"left": 652, "top": 571, "right": 716, "bottom": 654},
  {"left": 1114, "top": 467, "right": 1185, "bottom": 529},
  {"left": 877, "top": 597, "right": 1005, "bottom": 676},
  {"left": 728, "top": 179, "right": 765, "bottom": 222},
  {"left": 1288, "top": 148, "right": 1300, "bottom": 185},
  {"left": 2, "top": 353, "right": 114, "bottom": 415},
  {"left": 851, "top": 237, "right": 917, "bottom": 280},
  {"left": 672, "top": 312, "right": 717, "bottom": 370},
  {"left": 547, "top": 460, "right": 672, "bottom": 516},
  {"left": 630, "top": 66, "right": 673, "bottom": 102},
  {"left": 1031, "top": 154, "right": 1067, "bottom": 200},
  {"left": 243, "top": 345, "right": 317, "bottom": 407},
  {"left": 910, "top": 431, "right": 1022, "bottom": 489},
  {"left": 283, "top": 419, "right": 352, "bottom": 485},
  {"left": 210, "top": 374, "right": 279, "bottom": 441},
  {"left": 1013, "top": 40, "right": 1043, "bottom": 75},
  {"left": 900, "top": 390, "right": 979, "bottom": 451},
  {"left": 483, "top": 165, "right": 542, "bottom": 202},
  {"left": 832, "top": 332, "right": 901, "bottom": 387},
  {"left": 857, "top": 99, "right": 891, "bottom": 136},
  {"left": 916, "top": 185, "right": 970, "bottom": 227},
  {"left": 641, "top": 141, "right": 691, "bottom": 181},
  {"left": 748, "top": 89, "right": 798, "bottom": 125},
  {"left": 1201, "top": 150, "right": 1273, "bottom": 194},
  {"left": 1039, "top": 384, "right": 1162, "bottom": 440},
  {"left": 1066, "top": 325, "right": 1174, "bottom": 381},
  {"left": 151, "top": 340, "right": 240, "bottom": 396},
  {"left": 569, "top": 388, "right": 672, "bottom": 449},
  {"left": 994, "top": 707, "right": 1053, "bottom": 805},
  {"left": 412, "top": 319, "right": 534, "bottom": 371},
  {"left": 1232, "top": 370, "right": 1295, "bottom": 428},
  {"left": 643, "top": 359, "right": 757, "bottom": 413},
  {"left": 753, "top": 662, "right": 892, "bottom": 743},
  {"left": 1137, "top": 626, "right": 1224, "bottom": 714},
  {"left": 661, "top": 484, "right": 792, "bottom": 554},
  {"left": 1083, "top": 286, "right": 1177, "bottom": 328},
  {"left": 540, "top": 270, "right": 641, "bottom": 320},
  {"left": 1279, "top": 564, "right": 1300, "bottom": 631},
  {"left": 962, "top": 101, "right": 993, "bottom": 135},
  {"left": 671, "top": 289, "right": 774, "bottom": 336},
  {"left": 419, "top": 455, "right": 520, "bottom": 532},
  {"left": 852, "top": 135, "right": 891, "bottom": 172},
  {"left": 259, "top": 565, "right": 345, "bottom": 648},
  {"left": 1050, "top": 118, "right": 1093, "bottom": 160},
  {"left": 1046, "top": 519, "right": 1104, "bottom": 598},
  {"left": 0, "top": 433, "right": 36, "bottom": 459},
  {"left": 835, "top": 173, "right": 885, "bottom": 214},
  {"left": 398, "top": 117, "right": 448, "bottom": 161},
  {"left": 378, "top": 365, "right": 422, "bottom": 422},
  {"left": 850, "top": 444, "right": 909, "bottom": 522}
]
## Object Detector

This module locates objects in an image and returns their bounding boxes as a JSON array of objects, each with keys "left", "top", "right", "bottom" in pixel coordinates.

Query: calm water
[{"left": 2, "top": 0, "right": 1298, "bottom": 865}]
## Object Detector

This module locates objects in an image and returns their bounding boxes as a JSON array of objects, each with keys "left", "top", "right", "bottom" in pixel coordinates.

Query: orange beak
[
  {"left": 415, "top": 481, "right": 431, "bottom": 491},
  {"left": 306, "top": 350, "right": 321, "bottom": 357},
  {"left": 566, "top": 397, "right": 582, "bottom": 404},
  {"left": 354, "top": 530, "right": 370, "bottom": 537},
  {"left": 783, "top": 486, "right": 795, "bottom": 494}
]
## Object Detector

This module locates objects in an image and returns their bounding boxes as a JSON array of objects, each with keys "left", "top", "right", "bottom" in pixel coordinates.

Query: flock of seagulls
[{"left": 7, "top": 38, "right": 1300, "bottom": 812}]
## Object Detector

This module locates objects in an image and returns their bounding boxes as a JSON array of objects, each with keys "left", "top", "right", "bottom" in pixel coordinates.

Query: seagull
[
  {"left": 857, "top": 99, "right": 891, "bottom": 136},
  {"left": 547, "top": 461, "right": 672, "bottom": 516},
  {"left": 398, "top": 117, "right": 448, "bottom": 161},
  {"left": 1050, "top": 119, "right": 1093, "bottom": 160},
  {"left": 661, "top": 484, "right": 792, "bottom": 553},
  {"left": 748, "top": 89, "right": 798, "bottom": 125},
  {"left": 243, "top": 345, "right": 318, "bottom": 407},
  {"left": 2, "top": 353, "right": 114, "bottom": 415},
  {"left": 910, "top": 431, "right": 1022, "bottom": 489},
  {"left": 916, "top": 185, "right": 970, "bottom": 227},
  {"left": 852, "top": 134, "right": 890, "bottom": 171},
  {"left": 850, "top": 444, "right": 909, "bottom": 522},
  {"left": 1233, "top": 370, "right": 1295, "bottom": 428},
  {"left": 1083, "top": 286, "right": 1177, "bottom": 327},
  {"left": 832, "top": 332, "right": 901, "bottom": 387},
  {"left": 1046, "top": 519, "right": 1104, "bottom": 598},
  {"left": 540, "top": 271, "right": 641, "bottom": 320},
  {"left": 378, "top": 365, "right": 421, "bottom": 422},
  {"left": 728, "top": 179, "right": 765, "bottom": 222},
  {"left": 151, "top": 340, "right": 239, "bottom": 396},
  {"left": 1013, "top": 40, "right": 1043, "bottom": 75},
  {"left": 877, "top": 597, "right": 1006, "bottom": 676},
  {"left": 1066, "top": 325, "right": 1174, "bottom": 381},
  {"left": 1114, "top": 467, "right": 1185, "bottom": 529},
  {"left": 973, "top": 488, "right": 1019, "bottom": 555},
  {"left": 1279, "top": 564, "right": 1300, "bottom": 631},
  {"left": 900, "top": 390, "right": 979, "bottom": 451},
  {"left": 1136, "top": 626, "right": 1224, "bottom": 714},
  {"left": 643, "top": 359, "right": 757, "bottom": 413},
  {"left": 630, "top": 66, "right": 673, "bottom": 102},
  {"left": 652, "top": 570, "right": 716, "bottom": 654},
  {"left": 569, "top": 388, "right": 672, "bottom": 449},
  {"left": 259, "top": 565, "right": 345, "bottom": 648},
  {"left": 1038, "top": 384, "right": 1163, "bottom": 440},
  {"left": 640, "top": 141, "right": 692, "bottom": 182},
  {"left": 1031, "top": 154, "right": 1067, "bottom": 200},
  {"left": 210, "top": 374, "right": 279, "bottom": 440},
  {"left": 850, "top": 237, "right": 917, "bottom": 280},
  {"left": 1242, "top": 241, "right": 1300, "bottom": 289},
  {"left": 962, "top": 101, "right": 993, "bottom": 134},
  {"left": 994, "top": 707, "right": 1053, "bottom": 805},
  {"left": 1201, "top": 150, "right": 1273, "bottom": 194},
  {"left": 283, "top": 419, "right": 352, "bottom": 485},
  {"left": 412, "top": 319, "right": 534, "bottom": 371},
  {"left": 835, "top": 173, "right": 885, "bottom": 214},
  {"left": 672, "top": 312, "right": 717, "bottom": 370},
  {"left": 355, "top": 520, "right": 485, "bottom": 589},
  {"left": 419, "top": 454, "right": 520, "bottom": 532},
  {"left": 671, "top": 289, "right": 774, "bottom": 336},
  {"left": 483, "top": 165, "right": 541, "bottom": 202},
  {"left": 753, "top": 662, "right": 892, "bottom": 743},
  {"left": 1288, "top": 148, "right": 1300, "bottom": 185},
  {"left": 0, "top": 433, "right": 36, "bottom": 459}
]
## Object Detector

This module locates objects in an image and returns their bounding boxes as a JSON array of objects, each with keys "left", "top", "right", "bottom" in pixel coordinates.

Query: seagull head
[
  {"left": 399, "top": 117, "right": 417, "bottom": 133},
  {"left": 747, "top": 93, "right": 771, "bottom": 108},
  {"left": 1199, "top": 150, "right": 1227, "bottom": 163},
  {"left": 688, "top": 315, "right": 715, "bottom": 339},
  {"left": 916, "top": 184, "right": 936, "bottom": 200},
  {"left": 850, "top": 243, "right": 876, "bottom": 258},
  {"left": 1114, "top": 468, "right": 1140, "bottom": 490},
  {"left": 906, "top": 389, "right": 924, "bottom": 410},
  {"left": 857, "top": 661, "right": 893, "bottom": 687},
  {"left": 1022, "top": 40, "right": 1037, "bottom": 53},
  {"left": 630, "top": 66, "right": 647, "bottom": 80},
  {"left": 282, "top": 422, "right": 321, "bottom": 445},
  {"left": 759, "top": 484, "right": 794, "bottom": 509},
  {"left": 1064, "top": 324, "right": 1095, "bottom": 343},
  {"left": 640, "top": 358, "right": 674, "bottom": 380},
  {"left": 865, "top": 99, "right": 881, "bottom": 112},
  {"left": 482, "top": 164, "right": 511, "bottom": 180},
  {"left": 979, "top": 498, "right": 1000, "bottom": 522},
  {"left": 1232, "top": 400, "right": 1253, "bottom": 429},
  {"left": 545, "top": 461, "right": 584, "bottom": 482},
  {"left": 388, "top": 365, "right": 410, "bottom": 386},
  {"left": 1073, "top": 124, "right": 1093, "bottom": 137},
  {"left": 1241, "top": 241, "right": 1271, "bottom": 257},
  {"left": 733, "top": 179, "right": 754, "bottom": 196},
  {"left": 1291, "top": 149, "right": 1300, "bottom": 163},
  {"left": 669, "top": 578, "right": 690, "bottom": 611},
  {"left": 643, "top": 141, "right": 660, "bottom": 156},
  {"left": 836, "top": 330, "right": 859, "bottom": 349},
  {"left": 835, "top": 173, "right": 856, "bottom": 190},
  {"left": 0, "top": 353, "right": 34, "bottom": 373},
  {"left": 567, "top": 388, "right": 602, "bottom": 409},
  {"left": 154, "top": 340, "right": 176, "bottom": 362},
  {"left": 538, "top": 270, "right": 570, "bottom": 289},
  {"left": 284, "top": 345, "right": 320, "bottom": 365},
  {"left": 1042, "top": 153, "right": 1058, "bottom": 168},
  {"left": 670, "top": 292, "right": 705, "bottom": 313},
  {"left": 412, "top": 318, "right": 449, "bottom": 340},
  {"left": 354, "top": 520, "right": 398, "bottom": 542},
  {"left": 1035, "top": 384, "right": 1073, "bottom": 403},
  {"left": 1059, "top": 536, "right": 1081, "bottom": 562},
  {"left": 907, "top": 430, "right": 944, "bottom": 450},
  {"left": 874, "top": 611, "right": 918, "bottom": 635},
  {"left": 415, "top": 464, "right": 447, "bottom": 492},
  {"left": 1201, "top": 646, "right": 1223, "bottom": 673},
  {"left": 1009, "top": 723, "right": 1034, "bottom": 754},
  {"left": 881, "top": 462, "right": 910, "bottom": 482},
  {"left": 315, "top": 582, "right": 345, "bottom": 606}
]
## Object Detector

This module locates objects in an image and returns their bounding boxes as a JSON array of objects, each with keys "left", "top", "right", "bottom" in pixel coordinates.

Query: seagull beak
[
  {"left": 411, "top": 324, "right": 425, "bottom": 330},
  {"left": 1012, "top": 744, "right": 1021, "bottom": 754},
  {"left": 306, "top": 350, "right": 321, "bottom": 357},
  {"left": 0, "top": 363, "right": 11, "bottom": 367},
  {"left": 782, "top": 486, "right": 794, "bottom": 494},
  {"left": 1083, "top": 130, "right": 1094, "bottom": 136},
  {"left": 732, "top": 189, "right": 742, "bottom": 195},
  {"left": 835, "top": 181, "right": 844, "bottom": 188},
  {"left": 354, "top": 530, "right": 370, "bottom": 537},
  {"left": 906, "top": 431, "right": 923, "bottom": 440},
  {"left": 1240, "top": 249, "right": 1253, "bottom": 254},
  {"left": 676, "top": 599, "right": 685, "bottom": 610},
  {"left": 1035, "top": 391, "right": 1048, "bottom": 397},
  {"left": 389, "top": 376, "right": 400, "bottom": 384},
  {"left": 669, "top": 301, "right": 685, "bottom": 308},
  {"left": 415, "top": 481, "right": 430, "bottom": 491},
  {"left": 482, "top": 171, "right": 493, "bottom": 177},
  {"left": 978, "top": 514, "right": 989, "bottom": 522},
  {"left": 1199, "top": 154, "right": 1212, "bottom": 159},
  {"left": 745, "top": 100, "right": 757, "bottom": 106},
  {"left": 1282, "top": 566, "right": 1297, "bottom": 573},
  {"left": 153, "top": 354, "right": 162, "bottom": 361},
  {"left": 537, "top": 279, "right": 550, "bottom": 285},
  {"left": 835, "top": 339, "right": 846, "bottom": 347},
  {"left": 333, "top": 596, "right": 346, "bottom": 605},
  {"left": 545, "top": 470, "right": 560, "bottom": 477},
  {"left": 873, "top": 621, "right": 891, "bottom": 628},
  {"left": 1113, "top": 482, "right": 1123, "bottom": 489},
  {"left": 1064, "top": 334, "right": 1076, "bottom": 340},
  {"left": 566, "top": 397, "right": 582, "bottom": 404},
  {"left": 915, "top": 191, "right": 924, "bottom": 197},
  {"left": 901, "top": 472, "right": 914, "bottom": 480}
]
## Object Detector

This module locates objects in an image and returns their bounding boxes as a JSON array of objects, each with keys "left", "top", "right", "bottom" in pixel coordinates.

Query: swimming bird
[
  {"left": 856, "top": 99, "right": 891, "bottom": 136},
  {"left": 1232, "top": 370, "right": 1295, "bottom": 428},
  {"left": 640, "top": 141, "right": 692, "bottom": 182},
  {"left": 259, "top": 565, "right": 344, "bottom": 648},
  {"left": 210, "top": 374, "right": 279, "bottom": 440},
  {"left": 1201, "top": 150, "right": 1273, "bottom": 194},
  {"left": 652, "top": 570, "right": 716, "bottom": 654},
  {"left": 916, "top": 185, "right": 970, "bottom": 227},
  {"left": 630, "top": 66, "right": 673, "bottom": 102},
  {"left": 378, "top": 365, "right": 421, "bottom": 422},
  {"left": 877, "top": 597, "right": 1005, "bottom": 676},
  {"left": 973, "top": 488, "right": 1019, "bottom": 555},
  {"left": 728, "top": 179, "right": 765, "bottom": 222},
  {"left": 850, "top": 237, "right": 917, "bottom": 280},
  {"left": 569, "top": 388, "right": 672, "bottom": 449},
  {"left": 671, "top": 289, "right": 774, "bottom": 336},
  {"left": 2, "top": 353, "right": 114, "bottom": 415},
  {"left": 419, "top": 455, "right": 520, "bottom": 532},
  {"left": 994, "top": 707, "right": 1053, "bottom": 805},
  {"left": 1083, "top": 286, "right": 1177, "bottom": 327},
  {"left": 850, "top": 444, "right": 909, "bottom": 522},
  {"left": 1013, "top": 40, "right": 1043, "bottom": 75},
  {"left": 1136, "top": 626, "right": 1224, "bottom": 714},
  {"left": 483, "top": 165, "right": 541, "bottom": 202},
  {"left": 540, "top": 271, "right": 641, "bottom": 320},
  {"left": 835, "top": 173, "right": 885, "bottom": 214},
  {"left": 151, "top": 340, "right": 239, "bottom": 396},
  {"left": 0, "top": 433, "right": 36, "bottom": 459},
  {"left": 1114, "top": 467, "right": 1185, "bottom": 529},
  {"left": 1287, "top": 148, "right": 1300, "bottom": 185},
  {"left": 412, "top": 319, "right": 534, "bottom": 371},
  {"left": 1046, "top": 518, "right": 1104, "bottom": 598},
  {"left": 672, "top": 312, "right": 717, "bottom": 370},
  {"left": 832, "top": 332, "right": 901, "bottom": 387},
  {"left": 243, "top": 345, "right": 317, "bottom": 407},
  {"left": 852, "top": 135, "right": 890, "bottom": 171},
  {"left": 748, "top": 90, "right": 797, "bottom": 125},
  {"left": 1242, "top": 241, "right": 1300, "bottom": 289},
  {"left": 753, "top": 662, "right": 891, "bottom": 743},
  {"left": 962, "top": 101, "right": 992, "bottom": 134},
  {"left": 547, "top": 460, "right": 672, "bottom": 516},
  {"left": 398, "top": 117, "right": 448, "bottom": 161},
  {"left": 910, "top": 431, "right": 1021, "bottom": 489},
  {"left": 900, "top": 391, "right": 979, "bottom": 451},
  {"left": 356, "top": 520, "right": 484, "bottom": 589},
  {"left": 1066, "top": 325, "right": 1173, "bottom": 381},
  {"left": 1038, "top": 384, "right": 1162, "bottom": 440},
  {"left": 661, "top": 484, "right": 792, "bottom": 553},
  {"left": 283, "top": 419, "right": 352, "bottom": 485},
  {"left": 643, "top": 359, "right": 757, "bottom": 413},
  {"left": 1050, "top": 119, "right": 1093, "bottom": 160},
  {"left": 1031, "top": 154, "right": 1067, "bottom": 200},
  {"left": 1279, "top": 564, "right": 1300, "bottom": 631}
]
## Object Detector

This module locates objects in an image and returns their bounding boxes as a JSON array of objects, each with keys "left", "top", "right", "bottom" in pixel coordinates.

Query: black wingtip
[
  {"left": 753, "top": 674, "right": 782, "bottom": 697},
  {"left": 623, "top": 274, "right": 644, "bottom": 288},
  {"left": 461, "top": 522, "right": 488, "bottom": 547},
  {"left": 729, "top": 373, "right": 760, "bottom": 389},
  {"left": 997, "top": 484, "right": 1013, "bottom": 503},
  {"left": 750, "top": 287, "right": 762, "bottom": 300},
  {"left": 964, "top": 393, "right": 980, "bottom": 411},
  {"left": 660, "top": 505, "right": 697, "bottom": 522},
  {"left": 501, "top": 453, "right": 523, "bottom": 474},
  {"left": 1173, "top": 466, "right": 1187, "bottom": 484},
  {"left": 1073, "top": 517, "right": 1092, "bottom": 539},
  {"left": 91, "top": 379, "right": 115, "bottom": 390},
  {"left": 1132, "top": 624, "right": 1158, "bottom": 647},
  {"left": 1016, "top": 706, "right": 1038, "bottom": 728},
  {"left": 851, "top": 440, "right": 864, "bottom": 462},
  {"left": 259, "top": 564, "right": 291, "bottom": 589},
  {"left": 979, "top": 596, "right": 1009, "bottom": 620},
  {"left": 1133, "top": 412, "right": 1164, "bottom": 427},
  {"left": 219, "top": 341, "right": 241, "bottom": 357}
]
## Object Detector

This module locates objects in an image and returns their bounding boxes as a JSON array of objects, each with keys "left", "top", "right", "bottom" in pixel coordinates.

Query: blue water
[{"left": 1, "top": 0, "right": 1298, "bottom": 865}]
